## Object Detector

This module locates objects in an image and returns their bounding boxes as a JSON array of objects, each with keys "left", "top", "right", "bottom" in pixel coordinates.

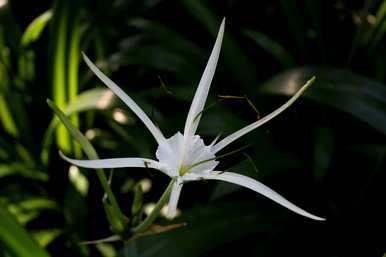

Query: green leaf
[
  {"left": 0, "top": 163, "right": 48, "bottom": 181},
  {"left": 5, "top": 198, "right": 58, "bottom": 225},
  {"left": 67, "top": 14, "right": 83, "bottom": 158},
  {"left": 18, "top": 50, "right": 35, "bottom": 82},
  {"left": 41, "top": 88, "right": 116, "bottom": 164},
  {"left": 95, "top": 243, "right": 117, "bottom": 257},
  {"left": 21, "top": 10, "right": 52, "bottom": 47},
  {"left": 304, "top": 0, "right": 326, "bottom": 61},
  {"left": 47, "top": 99, "right": 128, "bottom": 235},
  {"left": 111, "top": 44, "right": 200, "bottom": 80},
  {"left": 243, "top": 30, "right": 296, "bottom": 68},
  {"left": 313, "top": 126, "right": 334, "bottom": 181},
  {"left": 32, "top": 229, "right": 61, "bottom": 248},
  {"left": 279, "top": 0, "right": 312, "bottom": 61},
  {"left": 363, "top": 1, "right": 386, "bottom": 51},
  {"left": 0, "top": 138, "right": 12, "bottom": 158},
  {"left": 179, "top": 0, "right": 258, "bottom": 90},
  {"left": 261, "top": 67, "right": 386, "bottom": 134},
  {"left": 126, "top": 18, "right": 206, "bottom": 69},
  {"left": 47, "top": 99, "right": 99, "bottom": 158},
  {"left": 124, "top": 202, "right": 274, "bottom": 257},
  {"left": 0, "top": 94, "right": 19, "bottom": 138},
  {"left": 0, "top": 37, "right": 19, "bottom": 138},
  {"left": 50, "top": 0, "right": 70, "bottom": 152},
  {"left": 0, "top": 207, "right": 51, "bottom": 257}
]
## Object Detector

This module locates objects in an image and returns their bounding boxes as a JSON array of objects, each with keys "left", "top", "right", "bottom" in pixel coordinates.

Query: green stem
[
  {"left": 48, "top": 100, "right": 128, "bottom": 234},
  {"left": 96, "top": 169, "right": 125, "bottom": 224},
  {"left": 131, "top": 178, "right": 176, "bottom": 234}
]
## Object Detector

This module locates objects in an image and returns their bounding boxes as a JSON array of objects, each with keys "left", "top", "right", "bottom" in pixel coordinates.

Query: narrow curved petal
[
  {"left": 212, "top": 77, "right": 315, "bottom": 153},
  {"left": 82, "top": 53, "right": 166, "bottom": 145},
  {"left": 203, "top": 171, "right": 325, "bottom": 221},
  {"left": 60, "top": 152, "right": 169, "bottom": 176},
  {"left": 183, "top": 18, "right": 225, "bottom": 138},
  {"left": 166, "top": 180, "right": 183, "bottom": 219}
]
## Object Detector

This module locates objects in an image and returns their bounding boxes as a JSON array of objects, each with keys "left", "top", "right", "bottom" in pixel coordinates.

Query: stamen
[
  {"left": 178, "top": 165, "right": 190, "bottom": 176},
  {"left": 218, "top": 94, "right": 260, "bottom": 120},
  {"left": 158, "top": 76, "right": 175, "bottom": 96},
  {"left": 243, "top": 153, "right": 259, "bottom": 174},
  {"left": 187, "top": 144, "right": 251, "bottom": 172}
]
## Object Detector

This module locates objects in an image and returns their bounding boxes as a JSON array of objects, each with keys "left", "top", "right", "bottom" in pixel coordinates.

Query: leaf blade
[{"left": 0, "top": 207, "right": 51, "bottom": 257}]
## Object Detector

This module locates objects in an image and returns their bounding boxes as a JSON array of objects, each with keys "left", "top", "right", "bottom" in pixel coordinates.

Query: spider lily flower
[{"left": 61, "top": 18, "right": 325, "bottom": 221}]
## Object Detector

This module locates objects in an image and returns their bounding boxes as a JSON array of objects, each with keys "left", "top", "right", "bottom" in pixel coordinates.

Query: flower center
[
  {"left": 155, "top": 132, "right": 218, "bottom": 177},
  {"left": 178, "top": 165, "right": 190, "bottom": 176}
]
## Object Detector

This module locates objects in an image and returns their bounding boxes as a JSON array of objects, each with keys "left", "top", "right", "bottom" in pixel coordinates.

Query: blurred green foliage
[{"left": 0, "top": 0, "right": 385, "bottom": 256}]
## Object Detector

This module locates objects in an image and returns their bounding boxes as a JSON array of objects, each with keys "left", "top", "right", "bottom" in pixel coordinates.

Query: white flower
[{"left": 61, "top": 18, "right": 324, "bottom": 221}]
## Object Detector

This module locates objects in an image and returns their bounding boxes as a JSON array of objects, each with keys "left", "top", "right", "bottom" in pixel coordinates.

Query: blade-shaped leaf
[
  {"left": 243, "top": 29, "right": 296, "bottom": 68},
  {"left": 47, "top": 99, "right": 128, "bottom": 234},
  {"left": 123, "top": 202, "right": 275, "bottom": 257},
  {"left": 5, "top": 198, "right": 58, "bottom": 225},
  {"left": 179, "top": 0, "right": 258, "bottom": 91},
  {"left": 50, "top": 0, "right": 70, "bottom": 152},
  {"left": 32, "top": 229, "right": 61, "bottom": 248},
  {"left": 261, "top": 67, "right": 386, "bottom": 134},
  {"left": 0, "top": 207, "right": 51, "bottom": 257},
  {"left": 21, "top": 10, "right": 52, "bottom": 47},
  {"left": 126, "top": 18, "right": 207, "bottom": 68},
  {"left": 279, "top": 0, "right": 312, "bottom": 61},
  {"left": 0, "top": 163, "right": 48, "bottom": 181},
  {"left": 41, "top": 88, "right": 117, "bottom": 164}
]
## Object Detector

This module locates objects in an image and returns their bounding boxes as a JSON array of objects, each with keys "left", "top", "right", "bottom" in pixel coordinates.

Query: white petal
[
  {"left": 60, "top": 152, "right": 170, "bottom": 176},
  {"left": 155, "top": 132, "right": 218, "bottom": 177},
  {"left": 212, "top": 77, "right": 314, "bottom": 153},
  {"left": 203, "top": 171, "right": 325, "bottom": 221},
  {"left": 82, "top": 53, "right": 166, "bottom": 145},
  {"left": 183, "top": 18, "right": 225, "bottom": 138},
  {"left": 183, "top": 135, "right": 218, "bottom": 174},
  {"left": 155, "top": 132, "right": 185, "bottom": 176},
  {"left": 166, "top": 180, "right": 183, "bottom": 219}
]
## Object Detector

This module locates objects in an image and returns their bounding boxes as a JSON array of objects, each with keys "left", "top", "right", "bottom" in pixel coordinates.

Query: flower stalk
[
  {"left": 131, "top": 178, "right": 176, "bottom": 234},
  {"left": 47, "top": 100, "right": 129, "bottom": 235}
]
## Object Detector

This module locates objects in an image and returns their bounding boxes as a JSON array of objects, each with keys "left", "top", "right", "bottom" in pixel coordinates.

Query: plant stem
[
  {"left": 48, "top": 100, "right": 128, "bottom": 234},
  {"left": 96, "top": 170, "right": 126, "bottom": 226},
  {"left": 131, "top": 178, "right": 176, "bottom": 234}
]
